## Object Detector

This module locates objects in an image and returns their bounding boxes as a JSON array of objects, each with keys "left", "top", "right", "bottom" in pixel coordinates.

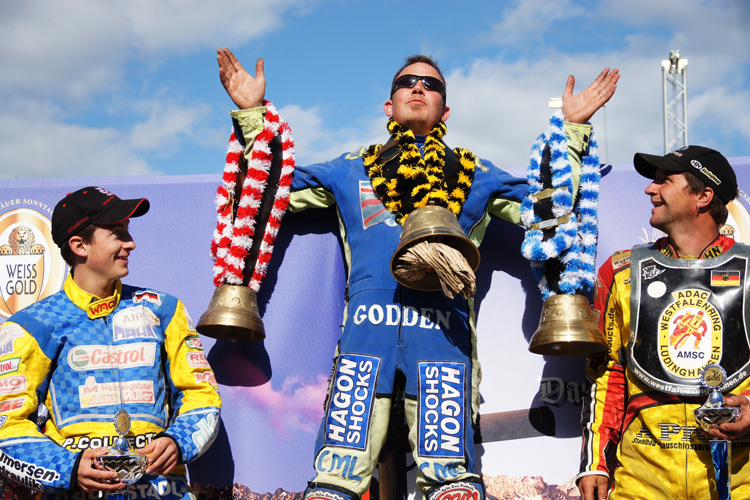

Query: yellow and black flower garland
[{"left": 363, "top": 118, "right": 476, "bottom": 224}]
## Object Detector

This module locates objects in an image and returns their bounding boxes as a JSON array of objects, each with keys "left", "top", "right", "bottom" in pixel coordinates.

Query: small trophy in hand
[
  {"left": 694, "top": 364, "right": 740, "bottom": 500},
  {"left": 695, "top": 364, "right": 741, "bottom": 431},
  {"left": 95, "top": 409, "right": 146, "bottom": 487}
]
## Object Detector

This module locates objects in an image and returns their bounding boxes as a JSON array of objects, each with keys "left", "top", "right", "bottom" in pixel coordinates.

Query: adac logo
[
  {"left": 0, "top": 206, "right": 66, "bottom": 319},
  {"left": 659, "top": 288, "right": 722, "bottom": 379}
]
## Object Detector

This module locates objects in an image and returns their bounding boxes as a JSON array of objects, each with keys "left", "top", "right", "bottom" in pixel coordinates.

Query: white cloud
[
  {"left": 441, "top": 0, "right": 750, "bottom": 168},
  {"left": 489, "top": 0, "right": 586, "bottom": 45},
  {"left": 0, "top": 99, "right": 158, "bottom": 179},
  {"left": 0, "top": 0, "right": 317, "bottom": 179},
  {"left": 128, "top": 100, "right": 213, "bottom": 153},
  {"left": 0, "top": 0, "right": 316, "bottom": 100},
  {"left": 237, "top": 374, "right": 328, "bottom": 435},
  {"left": 279, "top": 104, "right": 384, "bottom": 166},
  {"left": 123, "top": 0, "right": 309, "bottom": 54}
]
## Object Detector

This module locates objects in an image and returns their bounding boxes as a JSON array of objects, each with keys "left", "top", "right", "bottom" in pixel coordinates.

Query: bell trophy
[
  {"left": 521, "top": 117, "right": 607, "bottom": 355},
  {"left": 391, "top": 204, "right": 480, "bottom": 299},
  {"left": 198, "top": 102, "right": 295, "bottom": 342}
]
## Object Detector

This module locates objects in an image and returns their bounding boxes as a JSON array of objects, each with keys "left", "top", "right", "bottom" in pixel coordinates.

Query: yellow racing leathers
[
  {"left": 577, "top": 235, "right": 750, "bottom": 500},
  {"left": 0, "top": 276, "right": 221, "bottom": 499}
]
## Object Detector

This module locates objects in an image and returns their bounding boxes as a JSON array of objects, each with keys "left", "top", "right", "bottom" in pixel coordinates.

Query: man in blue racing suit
[
  {"left": 217, "top": 48, "right": 618, "bottom": 500},
  {"left": 0, "top": 187, "right": 222, "bottom": 499}
]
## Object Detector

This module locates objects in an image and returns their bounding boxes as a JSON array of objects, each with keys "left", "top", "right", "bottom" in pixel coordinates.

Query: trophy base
[{"left": 95, "top": 453, "right": 147, "bottom": 485}]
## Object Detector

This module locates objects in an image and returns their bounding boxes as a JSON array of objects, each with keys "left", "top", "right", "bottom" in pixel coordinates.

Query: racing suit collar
[
  {"left": 658, "top": 234, "right": 736, "bottom": 260},
  {"left": 63, "top": 274, "right": 123, "bottom": 319}
]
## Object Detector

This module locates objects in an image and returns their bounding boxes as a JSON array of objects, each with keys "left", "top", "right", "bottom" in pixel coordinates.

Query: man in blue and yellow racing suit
[
  {"left": 217, "top": 48, "right": 617, "bottom": 500},
  {"left": 577, "top": 146, "right": 750, "bottom": 500},
  {"left": 0, "top": 187, "right": 222, "bottom": 500}
]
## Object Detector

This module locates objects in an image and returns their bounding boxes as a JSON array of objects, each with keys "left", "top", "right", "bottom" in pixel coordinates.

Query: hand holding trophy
[
  {"left": 94, "top": 409, "right": 146, "bottom": 498},
  {"left": 695, "top": 364, "right": 741, "bottom": 500}
]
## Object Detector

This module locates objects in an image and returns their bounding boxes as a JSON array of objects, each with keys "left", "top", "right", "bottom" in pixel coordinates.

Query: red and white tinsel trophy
[{"left": 197, "top": 101, "right": 294, "bottom": 342}]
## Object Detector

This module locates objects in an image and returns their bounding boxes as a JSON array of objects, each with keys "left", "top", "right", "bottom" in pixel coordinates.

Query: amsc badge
[
  {"left": 0, "top": 206, "right": 67, "bottom": 319},
  {"left": 658, "top": 288, "right": 722, "bottom": 379}
]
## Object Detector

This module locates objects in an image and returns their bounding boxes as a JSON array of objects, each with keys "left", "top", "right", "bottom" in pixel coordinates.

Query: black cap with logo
[
  {"left": 633, "top": 145, "right": 737, "bottom": 204},
  {"left": 51, "top": 187, "right": 150, "bottom": 247}
]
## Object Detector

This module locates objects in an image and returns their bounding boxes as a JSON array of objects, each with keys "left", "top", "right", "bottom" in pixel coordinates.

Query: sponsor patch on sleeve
[
  {"left": 611, "top": 250, "right": 631, "bottom": 271},
  {"left": 194, "top": 371, "right": 217, "bottom": 386},
  {"left": 0, "top": 357, "right": 21, "bottom": 376},
  {"left": 185, "top": 336, "right": 203, "bottom": 350},
  {"left": 0, "top": 374, "right": 26, "bottom": 396},
  {"left": 0, "top": 396, "right": 26, "bottom": 414},
  {"left": 0, "top": 324, "right": 25, "bottom": 356},
  {"left": 186, "top": 351, "right": 210, "bottom": 369}
]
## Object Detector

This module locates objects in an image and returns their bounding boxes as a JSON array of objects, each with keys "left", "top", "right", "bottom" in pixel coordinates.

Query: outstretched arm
[
  {"left": 562, "top": 68, "right": 620, "bottom": 124},
  {"left": 217, "top": 48, "right": 266, "bottom": 109}
]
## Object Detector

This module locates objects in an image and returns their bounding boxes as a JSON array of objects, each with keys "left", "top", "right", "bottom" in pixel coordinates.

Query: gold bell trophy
[
  {"left": 528, "top": 293, "right": 607, "bottom": 355},
  {"left": 390, "top": 204, "right": 480, "bottom": 298},
  {"left": 521, "top": 123, "right": 607, "bottom": 356},
  {"left": 198, "top": 103, "right": 295, "bottom": 342}
]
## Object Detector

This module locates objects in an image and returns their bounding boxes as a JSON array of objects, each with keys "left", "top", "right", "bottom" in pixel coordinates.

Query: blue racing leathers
[
  {"left": 0, "top": 275, "right": 222, "bottom": 500},
  {"left": 232, "top": 107, "right": 593, "bottom": 500}
]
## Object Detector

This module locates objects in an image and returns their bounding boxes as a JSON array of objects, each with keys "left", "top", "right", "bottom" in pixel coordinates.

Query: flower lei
[
  {"left": 210, "top": 100, "right": 295, "bottom": 292},
  {"left": 363, "top": 118, "right": 476, "bottom": 224},
  {"left": 520, "top": 111, "right": 600, "bottom": 300}
]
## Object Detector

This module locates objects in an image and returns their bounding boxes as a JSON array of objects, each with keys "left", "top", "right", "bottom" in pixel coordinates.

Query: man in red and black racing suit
[
  {"left": 0, "top": 187, "right": 222, "bottom": 500},
  {"left": 577, "top": 146, "right": 750, "bottom": 500}
]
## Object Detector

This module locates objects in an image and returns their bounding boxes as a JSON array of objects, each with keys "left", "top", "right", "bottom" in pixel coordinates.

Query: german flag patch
[{"left": 711, "top": 270, "right": 740, "bottom": 287}]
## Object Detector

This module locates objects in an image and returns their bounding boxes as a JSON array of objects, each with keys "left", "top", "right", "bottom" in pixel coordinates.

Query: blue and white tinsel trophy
[{"left": 521, "top": 112, "right": 607, "bottom": 355}]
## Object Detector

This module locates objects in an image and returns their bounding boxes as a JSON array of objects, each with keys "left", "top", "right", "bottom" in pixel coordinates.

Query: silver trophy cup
[{"left": 95, "top": 410, "right": 146, "bottom": 486}]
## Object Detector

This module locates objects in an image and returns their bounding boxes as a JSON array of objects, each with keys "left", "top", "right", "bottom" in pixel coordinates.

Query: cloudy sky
[{"left": 1, "top": 0, "right": 748, "bottom": 181}]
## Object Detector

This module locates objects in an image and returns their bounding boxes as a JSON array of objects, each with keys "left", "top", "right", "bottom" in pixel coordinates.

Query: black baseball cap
[
  {"left": 634, "top": 145, "right": 737, "bottom": 204},
  {"left": 51, "top": 187, "right": 150, "bottom": 247}
]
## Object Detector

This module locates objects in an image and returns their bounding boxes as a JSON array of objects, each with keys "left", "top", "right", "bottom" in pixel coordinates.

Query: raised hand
[
  {"left": 562, "top": 68, "right": 620, "bottom": 124},
  {"left": 217, "top": 48, "right": 266, "bottom": 109}
]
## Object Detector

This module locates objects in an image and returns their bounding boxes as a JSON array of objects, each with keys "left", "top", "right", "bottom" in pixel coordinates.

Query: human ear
[
  {"left": 384, "top": 100, "right": 393, "bottom": 117},
  {"left": 68, "top": 236, "right": 88, "bottom": 259}
]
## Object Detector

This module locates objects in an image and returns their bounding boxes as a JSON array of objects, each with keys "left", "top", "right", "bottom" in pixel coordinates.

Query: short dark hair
[
  {"left": 60, "top": 224, "right": 97, "bottom": 268},
  {"left": 683, "top": 172, "right": 734, "bottom": 226},
  {"left": 391, "top": 55, "right": 446, "bottom": 100}
]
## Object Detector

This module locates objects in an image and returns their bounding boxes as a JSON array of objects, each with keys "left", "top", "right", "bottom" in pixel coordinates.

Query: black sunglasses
[{"left": 390, "top": 74, "right": 446, "bottom": 100}]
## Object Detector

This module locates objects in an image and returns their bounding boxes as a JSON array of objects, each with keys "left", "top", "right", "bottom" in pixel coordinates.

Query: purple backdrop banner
[{"left": 0, "top": 156, "right": 748, "bottom": 498}]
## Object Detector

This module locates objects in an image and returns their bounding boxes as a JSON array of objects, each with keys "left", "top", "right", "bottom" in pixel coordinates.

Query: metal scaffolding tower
[{"left": 662, "top": 50, "right": 689, "bottom": 153}]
